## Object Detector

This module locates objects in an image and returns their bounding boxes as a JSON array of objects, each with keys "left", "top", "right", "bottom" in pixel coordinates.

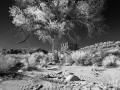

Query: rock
[
  {"left": 64, "top": 63, "right": 71, "bottom": 66},
  {"left": 56, "top": 71, "right": 62, "bottom": 74},
  {"left": 65, "top": 73, "right": 80, "bottom": 82},
  {"left": 18, "top": 69, "right": 23, "bottom": 73},
  {"left": 48, "top": 62, "right": 55, "bottom": 65},
  {"left": 81, "top": 86, "right": 90, "bottom": 90},
  {"left": 80, "top": 81, "right": 87, "bottom": 85},
  {"left": 91, "top": 86, "right": 101, "bottom": 90},
  {"left": 36, "top": 65, "right": 42, "bottom": 69},
  {"left": 48, "top": 66, "right": 60, "bottom": 70}
]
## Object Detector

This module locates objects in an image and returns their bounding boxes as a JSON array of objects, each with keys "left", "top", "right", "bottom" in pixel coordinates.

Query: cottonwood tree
[{"left": 9, "top": 0, "right": 107, "bottom": 51}]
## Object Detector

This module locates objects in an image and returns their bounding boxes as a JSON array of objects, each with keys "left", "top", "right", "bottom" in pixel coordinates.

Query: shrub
[
  {"left": 70, "top": 50, "right": 87, "bottom": 65},
  {"left": 20, "top": 58, "right": 29, "bottom": 70},
  {"left": 39, "top": 54, "right": 49, "bottom": 67},
  {"left": 83, "top": 58, "right": 92, "bottom": 66},
  {"left": 63, "top": 51, "right": 74, "bottom": 65},
  {"left": 58, "top": 52, "right": 66, "bottom": 65},
  {"left": 47, "top": 52, "right": 54, "bottom": 62},
  {"left": 102, "top": 54, "right": 118, "bottom": 68},
  {"left": 115, "top": 59, "right": 120, "bottom": 66},
  {"left": 27, "top": 52, "right": 45, "bottom": 67},
  {"left": 20, "top": 52, "right": 47, "bottom": 70},
  {"left": 27, "top": 53, "right": 39, "bottom": 67},
  {"left": 0, "top": 55, "right": 20, "bottom": 73}
]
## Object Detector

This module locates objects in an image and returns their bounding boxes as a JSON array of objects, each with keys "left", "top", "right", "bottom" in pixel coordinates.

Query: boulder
[
  {"left": 65, "top": 73, "right": 80, "bottom": 82},
  {"left": 48, "top": 66, "right": 60, "bottom": 70},
  {"left": 64, "top": 63, "right": 71, "bottom": 66}
]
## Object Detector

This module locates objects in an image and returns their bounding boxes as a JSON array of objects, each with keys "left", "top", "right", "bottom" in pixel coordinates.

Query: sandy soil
[{"left": 0, "top": 66, "right": 120, "bottom": 90}]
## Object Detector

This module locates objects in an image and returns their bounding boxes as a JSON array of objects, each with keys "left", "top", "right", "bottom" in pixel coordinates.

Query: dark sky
[{"left": 0, "top": 0, "right": 120, "bottom": 51}]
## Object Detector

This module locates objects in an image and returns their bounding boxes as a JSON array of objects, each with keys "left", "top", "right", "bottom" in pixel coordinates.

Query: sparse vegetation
[
  {"left": 0, "top": 55, "right": 20, "bottom": 73},
  {"left": 1, "top": 41, "right": 120, "bottom": 89}
]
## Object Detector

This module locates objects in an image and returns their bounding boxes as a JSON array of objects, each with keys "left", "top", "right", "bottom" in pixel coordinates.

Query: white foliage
[
  {"left": 71, "top": 50, "right": 87, "bottom": 61},
  {"left": 102, "top": 55, "right": 117, "bottom": 67},
  {"left": 47, "top": 20, "right": 66, "bottom": 32},
  {"left": 24, "top": 6, "right": 46, "bottom": 22},
  {"left": 77, "top": 1, "right": 89, "bottom": 16},
  {"left": 53, "top": 0, "right": 68, "bottom": 7},
  {"left": 116, "top": 60, "right": 120, "bottom": 66},
  {"left": 27, "top": 52, "right": 40, "bottom": 67},
  {"left": 9, "top": 6, "right": 28, "bottom": 26},
  {"left": 9, "top": 0, "right": 106, "bottom": 50},
  {"left": 47, "top": 52, "right": 54, "bottom": 61}
]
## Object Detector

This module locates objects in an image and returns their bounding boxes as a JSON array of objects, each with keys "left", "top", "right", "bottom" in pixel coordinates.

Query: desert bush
[
  {"left": 27, "top": 52, "right": 45, "bottom": 67},
  {"left": 62, "top": 51, "right": 74, "bottom": 65},
  {"left": 115, "top": 59, "right": 120, "bottom": 66},
  {"left": 0, "top": 55, "right": 21, "bottom": 73},
  {"left": 27, "top": 53, "right": 39, "bottom": 67},
  {"left": 70, "top": 50, "right": 88, "bottom": 65},
  {"left": 83, "top": 58, "right": 92, "bottom": 66},
  {"left": 20, "top": 52, "right": 48, "bottom": 70},
  {"left": 47, "top": 52, "right": 54, "bottom": 62},
  {"left": 20, "top": 58, "right": 29, "bottom": 70},
  {"left": 39, "top": 54, "right": 49, "bottom": 67},
  {"left": 102, "top": 54, "right": 119, "bottom": 68},
  {"left": 58, "top": 52, "right": 66, "bottom": 64}
]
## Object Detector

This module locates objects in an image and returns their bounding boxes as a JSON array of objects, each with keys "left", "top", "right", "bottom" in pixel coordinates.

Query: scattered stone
[
  {"left": 64, "top": 63, "right": 71, "bottom": 66},
  {"left": 65, "top": 73, "right": 80, "bottom": 82},
  {"left": 91, "top": 86, "right": 101, "bottom": 90},
  {"left": 54, "top": 71, "right": 62, "bottom": 75},
  {"left": 48, "top": 66, "right": 60, "bottom": 70},
  {"left": 80, "top": 81, "right": 87, "bottom": 85},
  {"left": 48, "top": 62, "right": 55, "bottom": 65},
  {"left": 18, "top": 69, "right": 23, "bottom": 73}
]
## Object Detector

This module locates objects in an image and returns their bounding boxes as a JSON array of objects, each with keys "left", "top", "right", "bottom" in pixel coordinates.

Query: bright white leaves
[
  {"left": 34, "top": 30, "right": 52, "bottom": 43},
  {"left": 24, "top": 6, "right": 46, "bottom": 22},
  {"left": 9, "top": 1, "right": 67, "bottom": 43},
  {"left": 77, "top": 1, "right": 89, "bottom": 16},
  {"left": 52, "top": 0, "right": 69, "bottom": 14},
  {"left": 47, "top": 20, "right": 66, "bottom": 31},
  {"left": 46, "top": 20, "right": 67, "bottom": 38},
  {"left": 9, "top": 6, "right": 28, "bottom": 26},
  {"left": 34, "top": 20, "right": 67, "bottom": 43},
  {"left": 39, "top": 2, "right": 55, "bottom": 20},
  {"left": 53, "top": 0, "right": 68, "bottom": 7}
]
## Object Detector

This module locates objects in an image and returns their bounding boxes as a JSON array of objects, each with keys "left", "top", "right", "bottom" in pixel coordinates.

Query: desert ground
[{"left": 1, "top": 41, "right": 120, "bottom": 90}]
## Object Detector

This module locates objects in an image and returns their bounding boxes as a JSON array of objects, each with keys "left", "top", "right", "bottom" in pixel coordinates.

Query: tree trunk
[{"left": 51, "top": 39, "right": 55, "bottom": 52}]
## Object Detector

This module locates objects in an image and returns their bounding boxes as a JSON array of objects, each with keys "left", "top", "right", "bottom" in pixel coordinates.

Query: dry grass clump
[
  {"left": 64, "top": 41, "right": 120, "bottom": 67},
  {"left": 0, "top": 55, "right": 21, "bottom": 73},
  {"left": 69, "top": 50, "right": 93, "bottom": 66},
  {"left": 20, "top": 52, "right": 49, "bottom": 70},
  {"left": 0, "top": 54, "right": 25, "bottom": 81},
  {"left": 102, "top": 54, "right": 120, "bottom": 68}
]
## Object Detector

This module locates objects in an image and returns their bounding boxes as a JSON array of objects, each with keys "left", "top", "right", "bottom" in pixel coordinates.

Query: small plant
[
  {"left": 47, "top": 52, "right": 54, "bottom": 62},
  {"left": 0, "top": 55, "right": 23, "bottom": 74},
  {"left": 20, "top": 52, "right": 49, "bottom": 70},
  {"left": 70, "top": 50, "right": 87, "bottom": 65},
  {"left": 102, "top": 54, "right": 118, "bottom": 68}
]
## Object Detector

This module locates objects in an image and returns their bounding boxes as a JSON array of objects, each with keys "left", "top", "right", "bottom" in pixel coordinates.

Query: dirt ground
[{"left": 0, "top": 66, "right": 120, "bottom": 90}]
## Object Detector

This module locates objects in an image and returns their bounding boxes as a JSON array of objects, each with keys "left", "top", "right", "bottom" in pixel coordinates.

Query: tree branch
[{"left": 17, "top": 29, "right": 39, "bottom": 44}]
